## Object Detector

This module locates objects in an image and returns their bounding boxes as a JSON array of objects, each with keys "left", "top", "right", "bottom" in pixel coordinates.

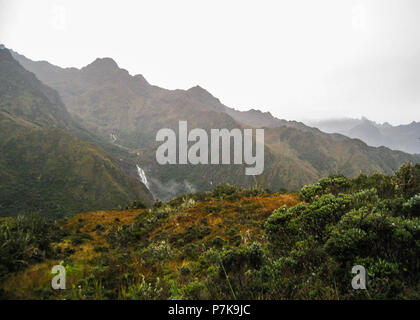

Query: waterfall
[{"left": 136, "top": 164, "right": 150, "bottom": 190}]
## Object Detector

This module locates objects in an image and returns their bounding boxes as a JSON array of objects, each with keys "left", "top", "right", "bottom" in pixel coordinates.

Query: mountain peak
[
  {"left": 83, "top": 57, "right": 119, "bottom": 72},
  {"left": 187, "top": 85, "right": 211, "bottom": 95},
  {"left": 0, "top": 46, "right": 14, "bottom": 61},
  {"left": 187, "top": 85, "right": 217, "bottom": 101},
  {"left": 134, "top": 74, "right": 149, "bottom": 86}
]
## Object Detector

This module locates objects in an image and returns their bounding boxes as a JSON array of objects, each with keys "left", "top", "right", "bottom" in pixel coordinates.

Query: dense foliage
[
  {"left": 0, "top": 164, "right": 419, "bottom": 300},
  {"left": 0, "top": 215, "right": 67, "bottom": 279}
]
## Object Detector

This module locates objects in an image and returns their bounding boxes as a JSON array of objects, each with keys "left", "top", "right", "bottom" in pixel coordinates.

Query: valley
[{"left": 8, "top": 49, "right": 420, "bottom": 201}]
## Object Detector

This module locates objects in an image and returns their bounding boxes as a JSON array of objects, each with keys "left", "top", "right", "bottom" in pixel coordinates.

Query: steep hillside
[
  {"left": 10, "top": 52, "right": 237, "bottom": 148},
  {"left": 0, "top": 48, "right": 153, "bottom": 218},
  {"left": 0, "top": 49, "right": 70, "bottom": 129}
]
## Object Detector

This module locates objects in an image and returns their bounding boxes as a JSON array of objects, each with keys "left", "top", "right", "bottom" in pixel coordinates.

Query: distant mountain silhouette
[{"left": 308, "top": 117, "right": 420, "bottom": 154}]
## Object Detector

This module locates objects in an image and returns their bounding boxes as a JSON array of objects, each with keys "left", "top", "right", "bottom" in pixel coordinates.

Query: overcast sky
[{"left": 1, "top": 0, "right": 419, "bottom": 125}]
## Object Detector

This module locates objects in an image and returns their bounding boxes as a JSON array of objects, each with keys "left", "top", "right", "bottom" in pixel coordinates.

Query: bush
[
  {"left": 69, "top": 232, "right": 92, "bottom": 246},
  {"left": 402, "top": 194, "right": 420, "bottom": 217},
  {"left": 0, "top": 214, "right": 65, "bottom": 278},
  {"left": 299, "top": 184, "right": 323, "bottom": 203},
  {"left": 393, "top": 163, "right": 420, "bottom": 199}
]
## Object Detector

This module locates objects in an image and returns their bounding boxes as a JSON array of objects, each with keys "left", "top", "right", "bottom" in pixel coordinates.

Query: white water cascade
[{"left": 136, "top": 164, "right": 150, "bottom": 190}]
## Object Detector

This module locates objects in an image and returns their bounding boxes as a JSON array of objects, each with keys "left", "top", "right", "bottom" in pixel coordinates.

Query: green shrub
[
  {"left": 126, "top": 200, "right": 147, "bottom": 210},
  {"left": 402, "top": 194, "right": 420, "bottom": 217},
  {"left": 0, "top": 214, "right": 65, "bottom": 278},
  {"left": 69, "top": 232, "right": 92, "bottom": 246}
]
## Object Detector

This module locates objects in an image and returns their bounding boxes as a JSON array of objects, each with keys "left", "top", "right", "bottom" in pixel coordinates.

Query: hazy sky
[{"left": 1, "top": 0, "right": 419, "bottom": 125}]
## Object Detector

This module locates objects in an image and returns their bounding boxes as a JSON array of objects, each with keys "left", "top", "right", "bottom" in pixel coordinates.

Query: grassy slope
[{"left": 0, "top": 192, "right": 300, "bottom": 299}]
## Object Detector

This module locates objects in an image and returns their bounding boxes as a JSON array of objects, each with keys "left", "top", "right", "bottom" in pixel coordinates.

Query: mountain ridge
[{"left": 8, "top": 48, "right": 420, "bottom": 200}]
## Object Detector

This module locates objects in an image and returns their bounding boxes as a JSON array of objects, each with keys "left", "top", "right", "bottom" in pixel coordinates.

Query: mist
[{"left": 1, "top": 0, "right": 419, "bottom": 124}]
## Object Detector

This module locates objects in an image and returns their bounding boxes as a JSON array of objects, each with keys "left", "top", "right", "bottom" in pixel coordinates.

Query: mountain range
[
  {"left": 2, "top": 47, "right": 419, "bottom": 208},
  {"left": 307, "top": 117, "right": 420, "bottom": 154}
]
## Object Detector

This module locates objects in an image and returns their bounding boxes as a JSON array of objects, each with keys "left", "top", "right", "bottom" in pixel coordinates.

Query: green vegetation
[
  {"left": 1, "top": 164, "right": 418, "bottom": 300},
  {"left": 0, "top": 110, "right": 152, "bottom": 219},
  {"left": 0, "top": 215, "right": 68, "bottom": 279}
]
